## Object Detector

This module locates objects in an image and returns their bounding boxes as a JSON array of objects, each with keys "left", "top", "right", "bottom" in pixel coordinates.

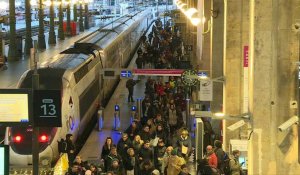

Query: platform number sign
[{"left": 34, "top": 90, "right": 61, "bottom": 127}]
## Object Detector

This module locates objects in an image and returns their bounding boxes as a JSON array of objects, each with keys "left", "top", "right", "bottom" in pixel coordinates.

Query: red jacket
[{"left": 207, "top": 152, "right": 218, "bottom": 169}]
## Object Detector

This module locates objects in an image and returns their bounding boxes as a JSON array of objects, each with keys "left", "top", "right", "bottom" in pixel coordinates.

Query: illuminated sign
[
  {"left": 0, "top": 94, "right": 29, "bottom": 122},
  {"left": 120, "top": 70, "right": 132, "bottom": 78},
  {"left": 114, "top": 105, "right": 120, "bottom": 111},
  {"left": 197, "top": 72, "right": 207, "bottom": 77},
  {"left": 0, "top": 145, "right": 9, "bottom": 175},
  {"left": 34, "top": 90, "right": 62, "bottom": 127},
  {"left": 0, "top": 89, "right": 32, "bottom": 124}
]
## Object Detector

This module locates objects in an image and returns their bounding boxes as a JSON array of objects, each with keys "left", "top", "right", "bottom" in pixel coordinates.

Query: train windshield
[{"left": 19, "top": 68, "right": 65, "bottom": 89}]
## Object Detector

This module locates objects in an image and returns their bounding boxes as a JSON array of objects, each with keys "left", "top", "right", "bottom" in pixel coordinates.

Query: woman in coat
[{"left": 101, "top": 137, "right": 115, "bottom": 160}]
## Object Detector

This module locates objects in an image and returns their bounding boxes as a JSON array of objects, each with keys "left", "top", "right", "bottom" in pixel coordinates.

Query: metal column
[
  {"left": 113, "top": 104, "right": 120, "bottom": 131},
  {"left": 136, "top": 98, "right": 142, "bottom": 122}
]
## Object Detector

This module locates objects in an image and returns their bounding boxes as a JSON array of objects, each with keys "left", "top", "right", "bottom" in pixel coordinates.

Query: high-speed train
[{"left": 5, "top": 9, "right": 153, "bottom": 166}]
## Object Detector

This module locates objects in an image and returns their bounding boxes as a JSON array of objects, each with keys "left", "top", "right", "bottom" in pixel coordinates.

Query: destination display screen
[{"left": 0, "top": 94, "right": 29, "bottom": 122}]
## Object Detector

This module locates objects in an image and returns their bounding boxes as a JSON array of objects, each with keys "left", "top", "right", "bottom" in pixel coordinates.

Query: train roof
[
  {"left": 39, "top": 53, "right": 92, "bottom": 70},
  {"left": 77, "top": 9, "right": 150, "bottom": 49}
]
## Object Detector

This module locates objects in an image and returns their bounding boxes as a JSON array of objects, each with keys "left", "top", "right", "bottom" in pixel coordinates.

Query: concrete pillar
[
  {"left": 200, "top": 0, "right": 211, "bottom": 71},
  {"left": 210, "top": 0, "right": 224, "bottom": 140},
  {"left": 223, "top": 0, "right": 248, "bottom": 149},
  {"left": 210, "top": 0, "right": 224, "bottom": 113},
  {"left": 248, "top": 0, "right": 300, "bottom": 174}
]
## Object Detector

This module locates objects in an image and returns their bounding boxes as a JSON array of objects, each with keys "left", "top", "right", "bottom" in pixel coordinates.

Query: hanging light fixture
[{"left": 184, "top": 8, "right": 198, "bottom": 19}]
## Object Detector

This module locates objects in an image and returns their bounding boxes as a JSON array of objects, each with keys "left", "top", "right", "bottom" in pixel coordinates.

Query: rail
[{"left": 1, "top": 25, "right": 50, "bottom": 44}]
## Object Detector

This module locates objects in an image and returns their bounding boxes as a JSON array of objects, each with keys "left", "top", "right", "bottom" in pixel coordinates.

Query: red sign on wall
[{"left": 244, "top": 46, "right": 249, "bottom": 67}]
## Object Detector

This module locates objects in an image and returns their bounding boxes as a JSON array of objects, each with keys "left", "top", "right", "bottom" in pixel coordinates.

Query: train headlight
[
  {"left": 39, "top": 134, "right": 49, "bottom": 143},
  {"left": 14, "top": 135, "right": 22, "bottom": 143}
]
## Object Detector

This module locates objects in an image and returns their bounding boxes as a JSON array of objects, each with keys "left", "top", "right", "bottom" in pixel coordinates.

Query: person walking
[{"left": 126, "top": 79, "right": 137, "bottom": 103}]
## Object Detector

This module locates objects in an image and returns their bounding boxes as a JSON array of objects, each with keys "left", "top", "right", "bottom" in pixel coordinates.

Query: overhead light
[
  {"left": 191, "top": 17, "right": 201, "bottom": 26},
  {"left": 185, "top": 8, "right": 198, "bottom": 19},
  {"left": 30, "top": 0, "right": 38, "bottom": 6},
  {"left": 190, "top": 13, "right": 201, "bottom": 26},
  {"left": 44, "top": 0, "right": 52, "bottom": 6},
  {"left": 214, "top": 112, "right": 225, "bottom": 117},
  {"left": 178, "top": 3, "right": 187, "bottom": 9},
  {"left": 195, "top": 111, "right": 251, "bottom": 121}
]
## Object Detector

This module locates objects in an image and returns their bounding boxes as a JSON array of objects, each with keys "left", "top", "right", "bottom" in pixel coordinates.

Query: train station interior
[{"left": 0, "top": 0, "right": 299, "bottom": 175}]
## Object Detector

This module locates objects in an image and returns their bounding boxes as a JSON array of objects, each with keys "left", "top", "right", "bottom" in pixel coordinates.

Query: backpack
[
  {"left": 57, "top": 138, "right": 68, "bottom": 154},
  {"left": 223, "top": 152, "right": 231, "bottom": 175}
]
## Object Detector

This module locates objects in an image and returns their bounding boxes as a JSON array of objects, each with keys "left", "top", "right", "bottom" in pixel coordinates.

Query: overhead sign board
[
  {"left": 0, "top": 89, "right": 32, "bottom": 125},
  {"left": 197, "top": 71, "right": 207, "bottom": 77},
  {"left": 102, "top": 69, "right": 116, "bottom": 79},
  {"left": 120, "top": 70, "right": 132, "bottom": 78},
  {"left": 199, "top": 80, "right": 213, "bottom": 101},
  {"left": 34, "top": 90, "right": 61, "bottom": 127}
]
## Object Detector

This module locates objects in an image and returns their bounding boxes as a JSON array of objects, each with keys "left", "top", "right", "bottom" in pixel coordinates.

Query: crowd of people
[
  {"left": 64, "top": 18, "right": 245, "bottom": 175},
  {"left": 65, "top": 19, "right": 192, "bottom": 175},
  {"left": 198, "top": 143, "right": 245, "bottom": 175},
  {"left": 135, "top": 18, "right": 184, "bottom": 70}
]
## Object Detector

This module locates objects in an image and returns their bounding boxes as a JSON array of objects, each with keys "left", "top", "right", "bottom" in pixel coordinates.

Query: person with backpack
[
  {"left": 214, "top": 140, "right": 225, "bottom": 174},
  {"left": 229, "top": 150, "right": 244, "bottom": 175}
]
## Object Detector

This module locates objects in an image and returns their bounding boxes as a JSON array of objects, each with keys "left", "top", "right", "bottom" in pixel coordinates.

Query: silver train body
[{"left": 5, "top": 9, "right": 153, "bottom": 166}]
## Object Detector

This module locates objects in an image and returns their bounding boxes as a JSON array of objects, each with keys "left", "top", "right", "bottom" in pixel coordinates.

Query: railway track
[{"left": 0, "top": 25, "right": 50, "bottom": 44}]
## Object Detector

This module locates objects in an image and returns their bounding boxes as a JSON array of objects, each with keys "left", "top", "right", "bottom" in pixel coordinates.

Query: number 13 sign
[{"left": 34, "top": 90, "right": 61, "bottom": 127}]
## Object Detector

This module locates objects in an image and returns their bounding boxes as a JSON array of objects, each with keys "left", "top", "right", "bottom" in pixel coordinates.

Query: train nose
[{"left": 9, "top": 127, "right": 56, "bottom": 155}]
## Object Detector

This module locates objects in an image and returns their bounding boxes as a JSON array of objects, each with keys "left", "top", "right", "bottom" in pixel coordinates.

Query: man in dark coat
[
  {"left": 135, "top": 54, "right": 144, "bottom": 69},
  {"left": 214, "top": 140, "right": 225, "bottom": 174},
  {"left": 126, "top": 79, "right": 137, "bottom": 102},
  {"left": 154, "top": 139, "right": 166, "bottom": 173},
  {"left": 117, "top": 133, "right": 133, "bottom": 158},
  {"left": 124, "top": 121, "right": 140, "bottom": 141},
  {"left": 66, "top": 134, "right": 76, "bottom": 166},
  {"left": 138, "top": 140, "right": 154, "bottom": 164},
  {"left": 142, "top": 100, "right": 154, "bottom": 125},
  {"left": 123, "top": 148, "right": 139, "bottom": 175},
  {"left": 104, "top": 146, "right": 123, "bottom": 172}
]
